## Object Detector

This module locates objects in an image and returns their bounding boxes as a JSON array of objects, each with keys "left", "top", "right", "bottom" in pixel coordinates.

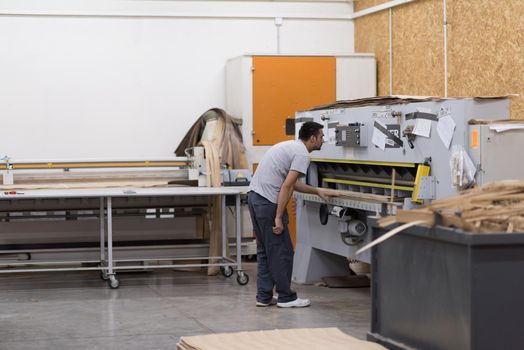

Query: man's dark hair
[{"left": 298, "top": 121, "right": 323, "bottom": 141}]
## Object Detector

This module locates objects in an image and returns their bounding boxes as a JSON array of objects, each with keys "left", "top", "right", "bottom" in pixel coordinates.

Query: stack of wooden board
[
  {"left": 177, "top": 328, "right": 386, "bottom": 350},
  {"left": 380, "top": 180, "right": 524, "bottom": 233},
  {"left": 0, "top": 170, "right": 187, "bottom": 191}
]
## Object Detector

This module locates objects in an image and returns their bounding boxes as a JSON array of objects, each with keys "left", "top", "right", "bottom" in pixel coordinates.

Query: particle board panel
[
  {"left": 392, "top": 0, "right": 444, "bottom": 96},
  {"left": 447, "top": 0, "right": 524, "bottom": 118},
  {"left": 252, "top": 56, "right": 336, "bottom": 146},
  {"left": 354, "top": 10, "right": 389, "bottom": 95}
]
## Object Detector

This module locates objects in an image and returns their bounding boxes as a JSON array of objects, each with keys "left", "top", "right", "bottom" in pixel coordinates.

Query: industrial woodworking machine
[{"left": 292, "top": 96, "right": 524, "bottom": 283}]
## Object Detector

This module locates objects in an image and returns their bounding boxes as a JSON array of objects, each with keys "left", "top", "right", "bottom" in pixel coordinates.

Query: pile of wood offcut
[{"left": 380, "top": 180, "right": 524, "bottom": 233}]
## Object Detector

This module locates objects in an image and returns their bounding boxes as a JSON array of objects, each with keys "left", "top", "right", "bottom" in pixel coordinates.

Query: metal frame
[{"left": 0, "top": 187, "right": 245, "bottom": 287}]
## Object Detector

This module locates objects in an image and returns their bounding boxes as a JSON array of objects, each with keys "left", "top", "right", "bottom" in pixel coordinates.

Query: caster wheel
[
  {"left": 100, "top": 271, "right": 109, "bottom": 281},
  {"left": 236, "top": 272, "right": 249, "bottom": 286},
  {"left": 220, "top": 266, "right": 234, "bottom": 278},
  {"left": 108, "top": 276, "right": 120, "bottom": 289},
  {"left": 245, "top": 254, "right": 257, "bottom": 262}
]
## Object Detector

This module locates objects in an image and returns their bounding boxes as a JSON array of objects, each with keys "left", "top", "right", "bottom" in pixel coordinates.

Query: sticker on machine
[
  {"left": 325, "top": 121, "right": 339, "bottom": 145},
  {"left": 385, "top": 125, "right": 401, "bottom": 148},
  {"left": 372, "top": 121, "right": 403, "bottom": 150},
  {"left": 372, "top": 120, "right": 388, "bottom": 151}
]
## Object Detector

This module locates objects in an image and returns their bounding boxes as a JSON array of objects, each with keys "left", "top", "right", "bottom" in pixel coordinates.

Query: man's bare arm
[
  {"left": 273, "top": 170, "right": 301, "bottom": 235},
  {"left": 294, "top": 180, "right": 337, "bottom": 202}
]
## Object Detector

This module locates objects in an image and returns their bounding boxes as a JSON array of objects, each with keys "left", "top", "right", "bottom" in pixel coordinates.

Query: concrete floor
[{"left": 0, "top": 262, "right": 371, "bottom": 349}]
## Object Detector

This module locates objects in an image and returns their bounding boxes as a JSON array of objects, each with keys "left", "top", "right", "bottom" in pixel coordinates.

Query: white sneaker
[
  {"left": 256, "top": 297, "right": 277, "bottom": 307},
  {"left": 277, "top": 298, "right": 311, "bottom": 308}
]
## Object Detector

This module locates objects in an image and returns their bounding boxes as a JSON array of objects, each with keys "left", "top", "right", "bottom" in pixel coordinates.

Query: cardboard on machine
[{"left": 303, "top": 94, "right": 517, "bottom": 112}]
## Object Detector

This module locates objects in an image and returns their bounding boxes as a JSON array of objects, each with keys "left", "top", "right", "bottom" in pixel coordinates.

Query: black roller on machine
[{"left": 319, "top": 203, "right": 330, "bottom": 225}]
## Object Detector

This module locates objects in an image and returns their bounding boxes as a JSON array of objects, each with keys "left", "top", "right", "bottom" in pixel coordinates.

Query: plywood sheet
[
  {"left": 178, "top": 327, "right": 386, "bottom": 350},
  {"left": 447, "top": 0, "right": 524, "bottom": 118},
  {"left": 252, "top": 56, "right": 336, "bottom": 146},
  {"left": 392, "top": 0, "right": 444, "bottom": 96}
]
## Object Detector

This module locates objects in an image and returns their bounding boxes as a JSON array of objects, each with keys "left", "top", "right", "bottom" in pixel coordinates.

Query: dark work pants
[{"left": 247, "top": 191, "right": 297, "bottom": 303}]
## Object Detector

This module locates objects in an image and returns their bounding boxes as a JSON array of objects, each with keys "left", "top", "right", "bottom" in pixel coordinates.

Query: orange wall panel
[{"left": 252, "top": 56, "right": 336, "bottom": 145}]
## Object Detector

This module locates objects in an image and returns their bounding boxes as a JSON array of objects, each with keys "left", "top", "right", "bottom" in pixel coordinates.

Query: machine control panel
[{"left": 335, "top": 123, "right": 368, "bottom": 147}]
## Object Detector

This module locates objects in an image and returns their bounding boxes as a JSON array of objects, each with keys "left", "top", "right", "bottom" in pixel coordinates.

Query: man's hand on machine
[
  {"left": 273, "top": 217, "right": 284, "bottom": 235},
  {"left": 317, "top": 188, "right": 338, "bottom": 202},
  {"left": 294, "top": 181, "right": 337, "bottom": 202}
]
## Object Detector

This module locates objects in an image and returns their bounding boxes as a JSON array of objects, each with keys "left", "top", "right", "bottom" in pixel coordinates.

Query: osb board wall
[
  {"left": 354, "top": 0, "right": 524, "bottom": 119},
  {"left": 354, "top": 5, "right": 389, "bottom": 95},
  {"left": 447, "top": 1, "right": 524, "bottom": 117},
  {"left": 391, "top": 0, "right": 444, "bottom": 96},
  {"left": 353, "top": 0, "right": 389, "bottom": 12}
]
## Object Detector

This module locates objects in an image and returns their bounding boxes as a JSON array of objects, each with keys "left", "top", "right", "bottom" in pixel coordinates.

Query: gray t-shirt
[{"left": 249, "top": 140, "right": 310, "bottom": 203}]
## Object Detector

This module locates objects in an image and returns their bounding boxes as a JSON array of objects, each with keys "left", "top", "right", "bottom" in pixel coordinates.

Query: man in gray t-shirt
[
  {"left": 248, "top": 139, "right": 310, "bottom": 204},
  {"left": 247, "top": 121, "right": 333, "bottom": 308}
]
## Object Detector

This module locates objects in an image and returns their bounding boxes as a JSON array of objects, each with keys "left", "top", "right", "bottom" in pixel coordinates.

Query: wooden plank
[
  {"left": 395, "top": 209, "right": 434, "bottom": 225},
  {"left": 378, "top": 216, "right": 397, "bottom": 228},
  {"left": 325, "top": 189, "right": 401, "bottom": 203}
]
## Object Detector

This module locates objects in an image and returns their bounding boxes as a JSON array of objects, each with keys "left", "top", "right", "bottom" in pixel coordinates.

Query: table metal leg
[
  {"left": 235, "top": 194, "right": 248, "bottom": 285},
  {"left": 236, "top": 194, "right": 241, "bottom": 270},
  {"left": 100, "top": 197, "right": 105, "bottom": 263},
  {"left": 218, "top": 194, "right": 235, "bottom": 278},
  {"left": 99, "top": 197, "right": 108, "bottom": 281},
  {"left": 106, "top": 197, "right": 119, "bottom": 289},
  {"left": 221, "top": 194, "right": 226, "bottom": 259}
]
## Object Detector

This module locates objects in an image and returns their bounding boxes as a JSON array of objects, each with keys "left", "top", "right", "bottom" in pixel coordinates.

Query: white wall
[{"left": 0, "top": 0, "right": 354, "bottom": 160}]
